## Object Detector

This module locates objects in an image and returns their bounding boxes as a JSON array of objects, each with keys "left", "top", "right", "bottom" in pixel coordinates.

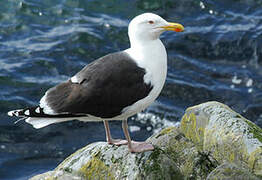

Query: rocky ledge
[{"left": 31, "top": 101, "right": 262, "bottom": 180}]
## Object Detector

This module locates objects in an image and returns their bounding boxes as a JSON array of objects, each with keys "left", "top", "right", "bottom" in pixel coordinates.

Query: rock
[
  {"left": 181, "top": 101, "right": 262, "bottom": 177},
  {"left": 30, "top": 101, "right": 262, "bottom": 179},
  {"left": 29, "top": 127, "right": 219, "bottom": 180},
  {"left": 29, "top": 126, "right": 218, "bottom": 180},
  {"left": 30, "top": 171, "right": 54, "bottom": 180},
  {"left": 30, "top": 127, "right": 185, "bottom": 180},
  {"left": 147, "top": 127, "right": 218, "bottom": 179},
  {"left": 207, "top": 163, "right": 259, "bottom": 180},
  {"left": 55, "top": 141, "right": 183, "bottom": 180}
]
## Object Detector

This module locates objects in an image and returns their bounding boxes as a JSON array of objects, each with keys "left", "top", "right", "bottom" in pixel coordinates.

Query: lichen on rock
[
  {"left": 181, "top": 101, "right": 262, "bottom": 177},
  {"left": 30, "top": 101, "right": 262, "bottom": 180},
  {"left": 207, "top": 162, "right": 260, "bottom": 180}
]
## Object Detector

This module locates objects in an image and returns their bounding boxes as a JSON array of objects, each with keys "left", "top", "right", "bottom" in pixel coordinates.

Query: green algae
[
  {"left": 78, "top": 156, "right": 115, "bottom": 180},
  {"left": 181, "top": 112, "right": 204, "bottom": 150},
  {"left": 30, "top": 102, "right": 262, "bottom": 180},
  {"left": 244, "top": 119, "right": 262, "bottom": 143},
  {"left": 181, "top": 101, "right": 262, "bottom": 178},
  {"left": 248, "top": 148, "right": 262, "bottom": 176},
  {"left": 141, "top": 147, "right": 183, "bottom": 180},
  {"left": 166, "top": 137, "right": 196, "bottom": 178},
  {"left": 56, "top": 145, "right": 87, "bottom": 170},
  {"left": 207, "top": 163, "right": 260, "bottom": 180},
  {"left": 152, "top": 125, "right": 210, "bottom": 179},
  {"left": 203, "top": 123, "right": 252, "bottom": 172},
  {"left": 143, "top": 148, "right": 163, "bottom": 173},
  {"left": 156, "top": 126, "right": 176, "bottom": 138},
  {"left": 193, "top": 151, "right": 219, "bottom": 178}
]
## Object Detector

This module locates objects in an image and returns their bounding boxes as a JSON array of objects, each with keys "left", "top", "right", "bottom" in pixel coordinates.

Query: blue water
[{"left": 0, "top": 0, "right": 262, "bottom": 179}]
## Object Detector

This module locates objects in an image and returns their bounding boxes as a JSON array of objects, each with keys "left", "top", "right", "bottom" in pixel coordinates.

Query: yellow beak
[{"left": 161, "top": 22, "right": 184, "bottom": 32}]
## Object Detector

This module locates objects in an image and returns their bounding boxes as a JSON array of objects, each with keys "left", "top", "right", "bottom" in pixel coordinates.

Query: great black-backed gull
[{"left": 7, "top": 13, "right": 184, "bottom": 152}]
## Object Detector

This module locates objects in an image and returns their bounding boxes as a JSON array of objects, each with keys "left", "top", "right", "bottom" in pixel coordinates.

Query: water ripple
[{"left": 0, "top": 0, "right": 262, "bottom": 179}]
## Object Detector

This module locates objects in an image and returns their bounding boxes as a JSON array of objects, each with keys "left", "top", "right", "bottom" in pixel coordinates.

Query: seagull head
[{"left": 128, "top": 13, "right": 184, "bottom": 44}]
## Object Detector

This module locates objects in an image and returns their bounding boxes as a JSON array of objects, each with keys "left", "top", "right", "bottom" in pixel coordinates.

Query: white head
[{"left": 128, "top": 13, "right": 184, "bottom": 47}]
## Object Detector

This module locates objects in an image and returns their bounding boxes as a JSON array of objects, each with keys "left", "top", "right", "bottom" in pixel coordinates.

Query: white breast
[{"left": 116, "top": 39, "right": 167, "bottom": 119}]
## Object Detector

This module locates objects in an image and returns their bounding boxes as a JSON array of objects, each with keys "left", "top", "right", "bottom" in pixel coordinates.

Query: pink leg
[
  {"left": 122, "top": 119, "right": 154, "bottom": 153},
  {"left": 103, "top": 120, "right": 128, "bottom": 145}
]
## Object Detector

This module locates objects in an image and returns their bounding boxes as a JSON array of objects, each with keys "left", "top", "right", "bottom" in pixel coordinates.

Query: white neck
[
  {"left": 125, "top": 38, "right": 167, "bottom": 96},
  {"left": 121, "top": 38, "right": 168, "bottom": 117},
  {"left": 126, "top": 39, "right": 167, "bottom": 64}
]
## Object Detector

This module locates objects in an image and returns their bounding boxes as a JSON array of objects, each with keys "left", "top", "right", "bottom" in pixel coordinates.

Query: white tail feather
[{"left": 25, "top": 117, "right": 74, "bottom": 129}]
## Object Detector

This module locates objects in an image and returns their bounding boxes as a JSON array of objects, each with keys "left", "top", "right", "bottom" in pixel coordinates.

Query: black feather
[{"left": 43, "top": 51, "right": 153, "bottom": 118}]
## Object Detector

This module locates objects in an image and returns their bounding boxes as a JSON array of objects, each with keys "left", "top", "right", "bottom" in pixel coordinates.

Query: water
[{"left": 0, "top": 0, "right": 262, "bottom": 179}]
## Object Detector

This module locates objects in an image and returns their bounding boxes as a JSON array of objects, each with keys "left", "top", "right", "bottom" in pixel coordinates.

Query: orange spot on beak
[{"left": 161, "top": 22, "right": 184, "bottom": 32}]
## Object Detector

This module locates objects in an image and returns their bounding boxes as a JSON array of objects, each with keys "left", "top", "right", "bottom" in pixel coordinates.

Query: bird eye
[{"left": 148, "top": 20, "right": 154, "bottom": 24}]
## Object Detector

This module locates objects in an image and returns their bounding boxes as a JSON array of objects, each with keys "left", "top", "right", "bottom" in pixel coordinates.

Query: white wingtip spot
[
  {"left": 7, "top": 110, "right": 15, "bottom": 116},
  {"left": 24, "top": 110, "right": 30, "bottom": 116},
  {"left": 71, "top": 76, "right": 78, "bottom": 83},
  {"left": 35, "top": 107, "right": 40, "bottom": 113},
  {"left": 8, "top": 109, "right": 24, "bottom": 117}
]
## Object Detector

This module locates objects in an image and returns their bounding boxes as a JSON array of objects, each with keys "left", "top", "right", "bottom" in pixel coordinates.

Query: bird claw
[
  {"left": 129, "top": 141, "right": 154, "bottom": 153},
  {"left": 107, "top": 139, "right": 128, "bottom": 146}
]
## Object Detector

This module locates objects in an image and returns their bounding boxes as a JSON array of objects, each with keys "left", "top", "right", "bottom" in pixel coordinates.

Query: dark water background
[{"left": 0, "top": 0, "right": 262, "bottom": 179}]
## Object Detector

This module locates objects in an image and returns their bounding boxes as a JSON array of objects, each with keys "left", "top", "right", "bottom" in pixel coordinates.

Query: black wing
[{"left": 43, "top": 51, "right": 153, "bottom": 118}]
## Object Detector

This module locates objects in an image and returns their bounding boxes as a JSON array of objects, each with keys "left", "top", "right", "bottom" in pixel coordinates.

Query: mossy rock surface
[
  {"left": 30, "top": 127, "right": 219, "bottom": 180},
  {"left": 30, "top": 101, "right": 262, "bottom": 179},
  {"left": 181, "top": 101, "right": 262, "bottom": 177},
  {"left": 207, "top": 163, "right": 260, "bottom": 180},
  {"left": 148, "top": 126, "right": 218, "bottom": 179},
  {"left": 30, "top": 131, "right": 184, "bottom": 180}
]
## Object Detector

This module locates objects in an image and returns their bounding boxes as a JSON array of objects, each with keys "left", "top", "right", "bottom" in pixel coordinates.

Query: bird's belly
[
  {"left": 112, "top": 42, "right": 167, "bottom": 120},
  {"left": 118, "top": 65, "right": 166, "bottom": 119},
  {"left": 115, "top": 79, "right": 164, "bottom": 120}
]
